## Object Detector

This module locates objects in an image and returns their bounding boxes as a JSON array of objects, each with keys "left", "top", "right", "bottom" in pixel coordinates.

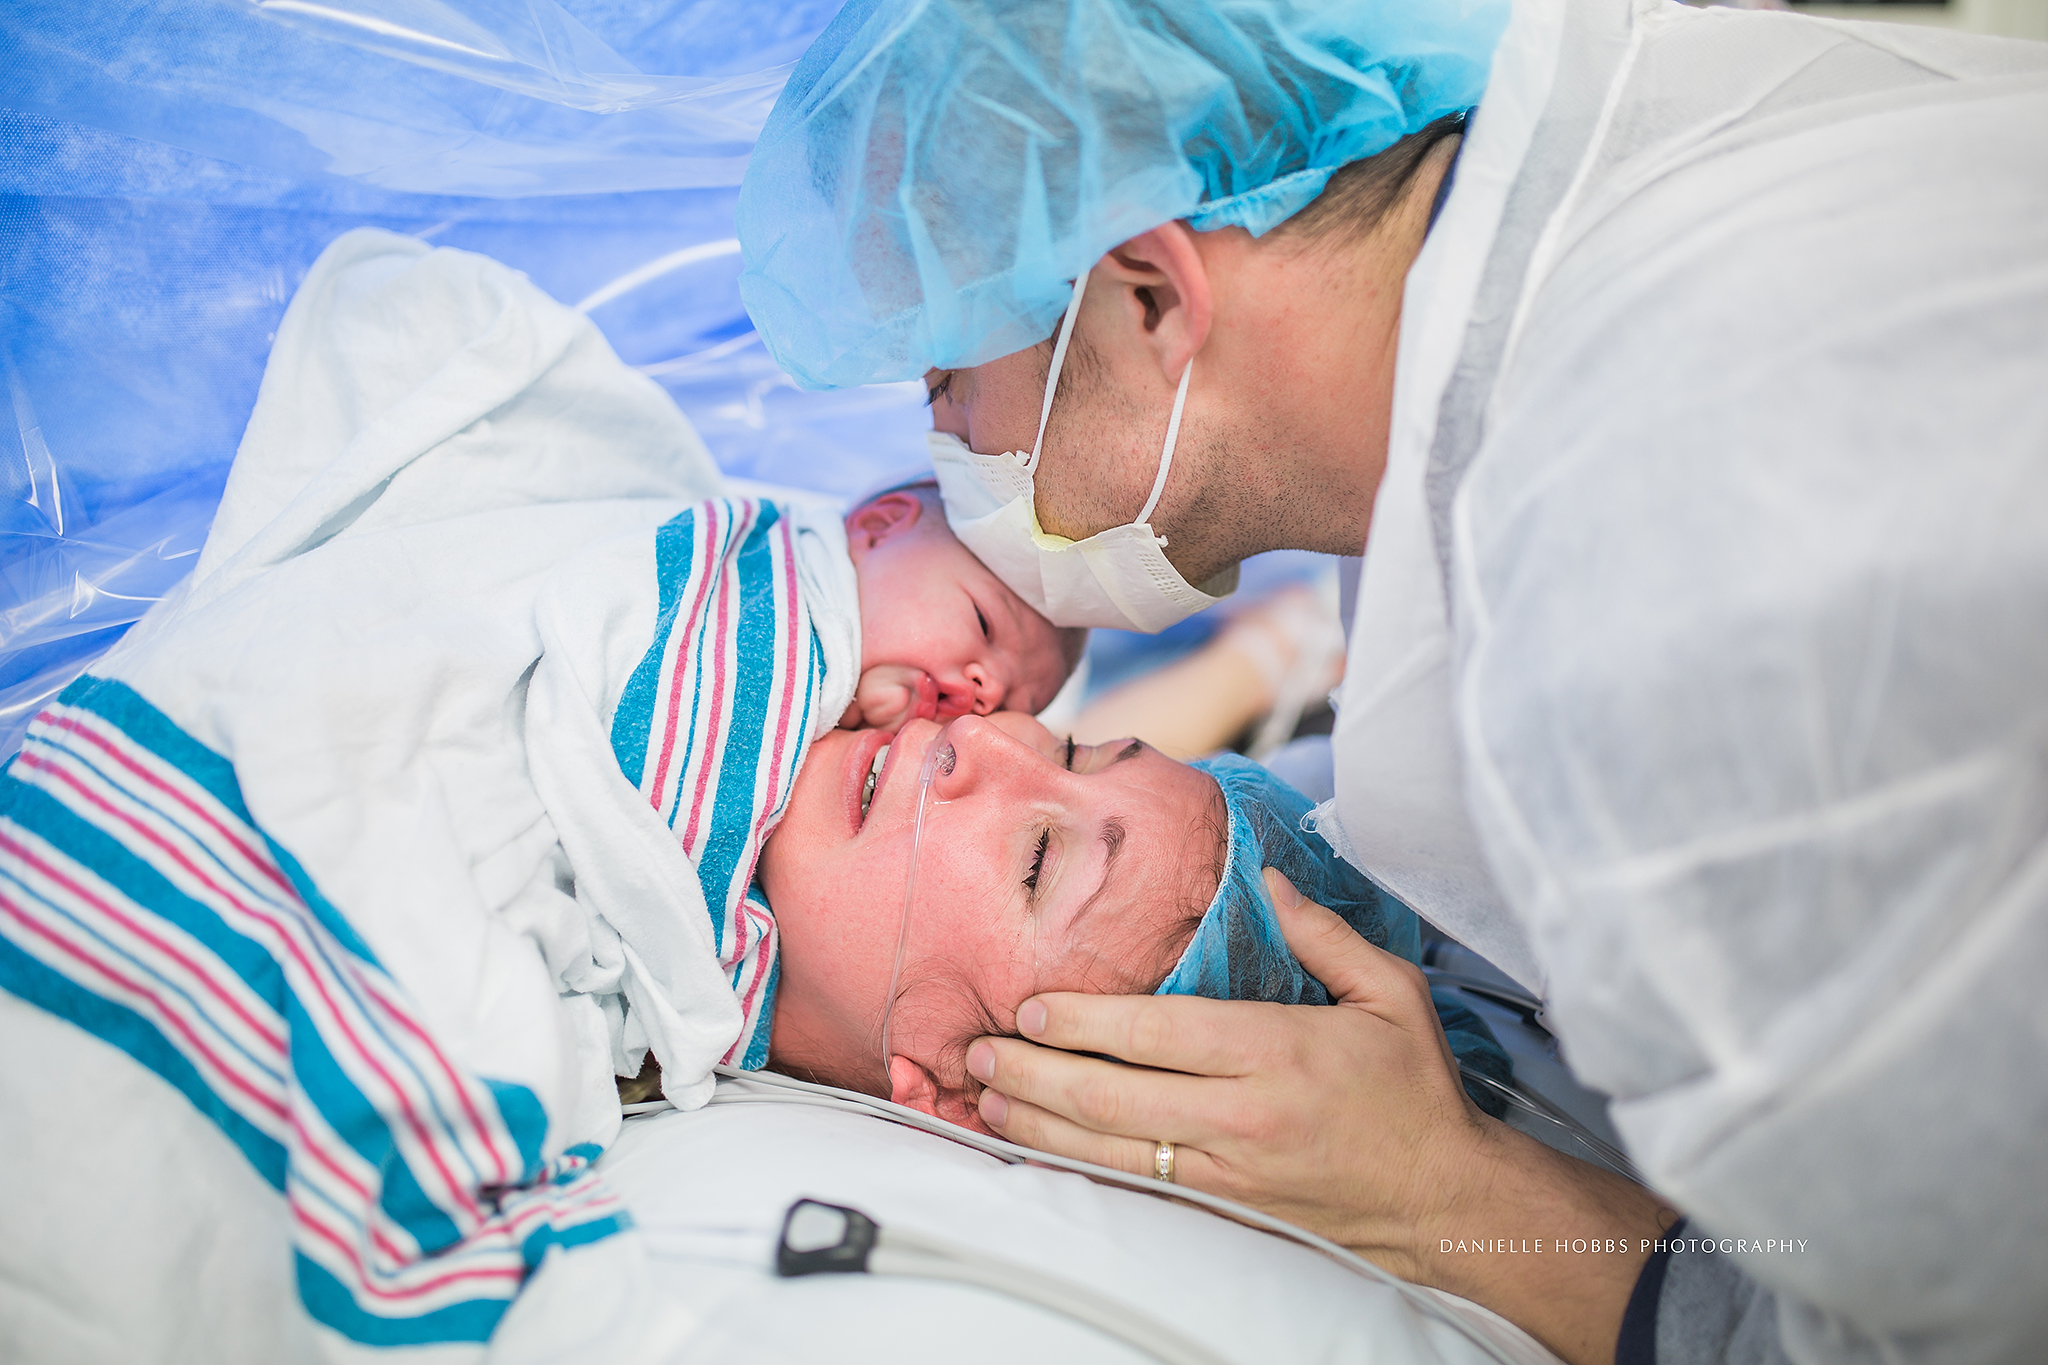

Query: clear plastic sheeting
[
  {"left": 0, "top": 477, "right": 216, "bottom": 754},
  {"left": 6, "top": 0, "right": 822, "bottom": 196},
  {"left": 2, "top": 0, "right": 935, "bottom": 756}
]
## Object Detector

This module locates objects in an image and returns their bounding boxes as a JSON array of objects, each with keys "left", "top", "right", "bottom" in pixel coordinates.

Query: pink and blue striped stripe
[
  {"left": 0, "top": 677, "right": 627, "bottom": 1350},
  {"left": 610, "top": 499, "right": 824, "bottom": 1070}
]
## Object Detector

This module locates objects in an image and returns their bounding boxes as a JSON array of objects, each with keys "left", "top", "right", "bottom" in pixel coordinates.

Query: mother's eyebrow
[{"left": 1070, "top": 815, "right": 1129, "bottom": 940}]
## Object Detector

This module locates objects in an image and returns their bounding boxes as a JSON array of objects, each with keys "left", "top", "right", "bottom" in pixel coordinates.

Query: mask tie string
[
  {"left": 1136, "top": 358, "right": 1193, "bottom": 530},
  {"left": 1026, "top": 273, "right": 1091, "bottom": 471}
]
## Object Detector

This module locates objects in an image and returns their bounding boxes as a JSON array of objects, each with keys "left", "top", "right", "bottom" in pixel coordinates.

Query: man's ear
[
  {"left": 845, "top": 491, "right": 925, "bottom": 559},
  {"left": 888, "top": 1056, "right": 996, "bottom": 1136},
  {"left": 1100, "top": 221, "right": 1215, "bottom": 386}
]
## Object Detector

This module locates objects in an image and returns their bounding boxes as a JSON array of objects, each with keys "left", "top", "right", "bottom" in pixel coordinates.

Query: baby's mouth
[{"left": 859, "top": 743, "right": 890, "bottom": 821}]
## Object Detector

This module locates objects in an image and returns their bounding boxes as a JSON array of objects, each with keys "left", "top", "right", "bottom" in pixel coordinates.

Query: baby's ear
[{"left": 845, "top": 492, "right": 925, "bottom": 552}]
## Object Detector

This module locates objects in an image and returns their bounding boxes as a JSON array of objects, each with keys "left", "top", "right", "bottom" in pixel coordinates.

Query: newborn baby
[{"left": 839, "top": 483, "right": 1084, "bottom": 730}]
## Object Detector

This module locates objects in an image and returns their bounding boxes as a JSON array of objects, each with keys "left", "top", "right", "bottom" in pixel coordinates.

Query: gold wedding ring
[{"left": 1153, "top": 1140, "right": 1177, "bottom": 1184}]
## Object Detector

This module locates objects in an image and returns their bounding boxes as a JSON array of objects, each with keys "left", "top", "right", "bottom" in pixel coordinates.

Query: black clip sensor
[{"left": 775, "top": 1198, "right": 880, "bottom": 1278}]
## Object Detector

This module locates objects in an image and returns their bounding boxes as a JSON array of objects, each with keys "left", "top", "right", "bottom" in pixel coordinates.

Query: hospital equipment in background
[{"left": 1761, "top": 0, "right": 2047, "bottom": 40}]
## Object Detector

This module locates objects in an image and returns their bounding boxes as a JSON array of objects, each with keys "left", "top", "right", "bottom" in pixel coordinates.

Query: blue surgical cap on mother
[
  {"left": 1159, "top": 754, "right": 1420, "bottom": 1001},
  {"left": 736, "top": 0, "right": 1509, "bottom": 390},
  {"left": 1160, "top": 755, "right": 1512, "bottom": 1114}
]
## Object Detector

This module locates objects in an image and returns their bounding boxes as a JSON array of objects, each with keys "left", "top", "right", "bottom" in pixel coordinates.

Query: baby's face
[
  {"left": 758, "top": 713, "right": 1224, "bottom": 1129},
  {"left": 843, "top": 491, "right": 1077, "bottom": 729}
]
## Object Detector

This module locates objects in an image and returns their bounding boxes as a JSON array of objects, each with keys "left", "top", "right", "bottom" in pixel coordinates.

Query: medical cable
[
  {"left": 1421, "top": 964, "right": 1641, "bottom": 1183},
  {"left": 642, "top": 1064, "right": 1553, "bottom": 1365},
  {"left": 774, "top": 1198, "right": 1236, "bottom": 1365},
  {"left": 1456, "top": 1066, "right": 1642, "bottom": 1184},
  {"left": 1423, "top": 968, "right": 1545, "bottom": 1022}
]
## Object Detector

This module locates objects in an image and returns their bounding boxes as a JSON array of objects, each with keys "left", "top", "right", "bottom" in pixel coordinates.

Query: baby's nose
[
  {"left": 935, "top": 665, "right": 1002, "bottom": 719},
  {"left": 962, "top": 661, "right": 1005, "bottom": 715}
]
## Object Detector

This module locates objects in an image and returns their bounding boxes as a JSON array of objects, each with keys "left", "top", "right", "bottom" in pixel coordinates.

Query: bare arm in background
[{"left": 1068, "top": 587, "right": 1343, "bottom": 759}]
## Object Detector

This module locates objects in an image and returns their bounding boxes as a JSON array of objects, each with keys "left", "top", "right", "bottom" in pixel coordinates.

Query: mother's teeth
[{"left": 860, "top": 745, "right": 890, "bottom": 819}]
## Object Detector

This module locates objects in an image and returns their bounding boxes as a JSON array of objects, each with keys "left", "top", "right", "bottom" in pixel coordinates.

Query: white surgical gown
[{"left": 1330, "top": 0, "right": 2048, "bottom": 1360}]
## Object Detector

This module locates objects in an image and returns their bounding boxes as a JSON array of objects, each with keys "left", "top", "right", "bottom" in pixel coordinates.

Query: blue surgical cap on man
[
  {"left": 736, "top": 0, "right": 1509, "bottom": 390},
  {"left": 1160, "top": 754, "right": 1512, "bottom": 1114}
]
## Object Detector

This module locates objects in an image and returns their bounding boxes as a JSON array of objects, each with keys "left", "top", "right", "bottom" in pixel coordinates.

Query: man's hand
[
  {"left": 966, "top": 868, "right": 1674, "bottom": 1365},
  {"left": 967, "top": 868, "right": 1481, "bottom": 1272}
]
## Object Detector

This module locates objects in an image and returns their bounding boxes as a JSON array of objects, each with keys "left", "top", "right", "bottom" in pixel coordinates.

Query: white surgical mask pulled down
[{"left": 929, "top": 274, "right": 1237, "bottom": 633}]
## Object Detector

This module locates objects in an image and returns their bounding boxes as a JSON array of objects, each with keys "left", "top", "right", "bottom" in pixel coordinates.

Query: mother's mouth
[
  {"left": 845, "top": 726, "right": 893, "bottom": 833},
  {"left": 860, "top": 718, "right": 943, "bottom": 833},
  {"left": 859, "top": 742, "right": 890, "bottom": 822}
]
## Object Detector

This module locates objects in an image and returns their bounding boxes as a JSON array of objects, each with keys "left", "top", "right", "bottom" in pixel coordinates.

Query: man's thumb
[{"left": 1265, "top": 867, "right": 1410, "bottom": 1007}]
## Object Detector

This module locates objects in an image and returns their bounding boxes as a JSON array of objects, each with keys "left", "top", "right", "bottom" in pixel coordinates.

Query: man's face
[
  {"left": 924, "top": 218, "right": 1414, "bottom": 583},
  {"left": 926, "top": 340, "right": 1176, "bottom": 553},
  {"left": 758, "top": 713, "right": 1223, "bottom": 1123}
]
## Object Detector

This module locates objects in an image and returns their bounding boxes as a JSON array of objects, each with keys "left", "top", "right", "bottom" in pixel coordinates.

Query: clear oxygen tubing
[{"left": 878, "top": 720, "right": 958, "bottom": 1068}]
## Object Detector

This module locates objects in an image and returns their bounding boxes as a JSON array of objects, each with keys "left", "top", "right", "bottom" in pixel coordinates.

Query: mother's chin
[{"left": 753, "top": 725, "right": 917, "bottom": 1101}]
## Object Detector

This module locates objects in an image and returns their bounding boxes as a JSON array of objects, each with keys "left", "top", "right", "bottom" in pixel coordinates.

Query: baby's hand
[{"left": 840, "top": 664, "right": 941, "bottom": 730}]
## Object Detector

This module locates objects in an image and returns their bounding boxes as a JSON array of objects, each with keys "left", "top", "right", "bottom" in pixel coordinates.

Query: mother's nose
[{"left": 929, "top": 714, "right": 1047, "bottom": 800}]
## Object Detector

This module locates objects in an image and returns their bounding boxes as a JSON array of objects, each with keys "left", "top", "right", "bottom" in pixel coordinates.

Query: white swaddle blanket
[{"left": 0, "top": 227, "right": 856, "bottom": 1362}]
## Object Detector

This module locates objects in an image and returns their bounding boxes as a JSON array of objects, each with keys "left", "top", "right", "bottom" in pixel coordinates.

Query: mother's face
[{"left": 758, "top": 713, "right": 1223, "bottom": 1128}]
